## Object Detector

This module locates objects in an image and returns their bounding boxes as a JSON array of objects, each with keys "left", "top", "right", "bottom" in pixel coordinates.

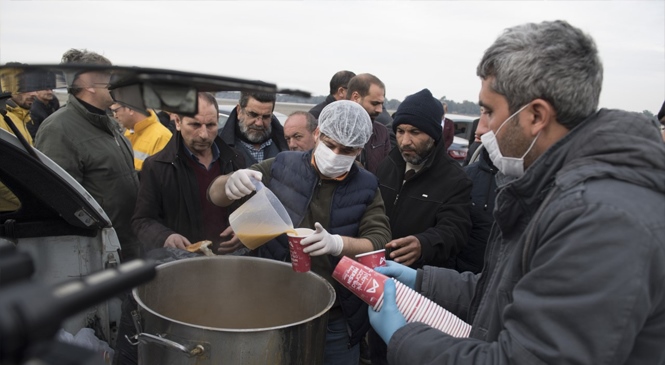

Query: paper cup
[
  {"left": 333, "top": 257, "right": 472, "bottom": 338},
  {"left": 332, "top": 256, "right": 388, "bottom": 308},
  {"left": 373, "top": 279, "right": 472, "bottom": 338},
  {"left": 355, "top": 249, "right": 387, "bottom": 269},
  {"left": 287, "top": 228, "right": 314, "bottom": 272}
]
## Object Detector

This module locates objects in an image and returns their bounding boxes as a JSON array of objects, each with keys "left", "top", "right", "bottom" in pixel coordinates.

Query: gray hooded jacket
[{"left": 388, "top": 109, "right": 665, "bottom": 365}]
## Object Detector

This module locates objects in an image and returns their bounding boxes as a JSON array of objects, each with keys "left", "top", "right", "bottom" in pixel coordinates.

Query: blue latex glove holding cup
[{"left": 367, "top": 261, "right": 417, "bottom": 344}]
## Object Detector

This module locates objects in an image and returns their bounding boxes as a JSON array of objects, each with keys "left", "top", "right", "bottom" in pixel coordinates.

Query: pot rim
[{"left": 132, "top": 256, "right": 336, "bottom": 332}]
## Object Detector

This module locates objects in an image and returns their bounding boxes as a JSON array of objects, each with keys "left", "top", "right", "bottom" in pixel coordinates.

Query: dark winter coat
[
  {"left": 388, "top": 109, "right": 665, "bottom": 365},
  {"left": 309, "top": 94, "right": 336, "bottom": 119},
  {"left": 131, "top": 132, "right": 244, "bottom": 251},
  {"left": 217, "top": 106, "right": 288, "bottom": 165},
  {"left": 359, "top": 121, "right": 391, "bottom": 175},
  {"left": 454, "top": 146, "right": 497, "bottom": 273},
  {"left": 377, "top": 141, "right": 472, "bottom": 268}
]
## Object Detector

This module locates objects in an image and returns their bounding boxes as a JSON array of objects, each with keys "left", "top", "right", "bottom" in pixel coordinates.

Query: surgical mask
[
  {"left": 480, "top": 104, "right": 540, "bottom": 178},
  {"left": 314, "top": 142, "right": 357, "bottom": 178}
]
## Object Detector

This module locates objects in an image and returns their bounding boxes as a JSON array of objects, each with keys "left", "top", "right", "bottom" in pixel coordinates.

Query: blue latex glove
[
  {"left": 368, "top": 278, "right": 407, "bottom": 344},
  {"left": 375, "top": 260, "right": 417, "bottom": 289}
]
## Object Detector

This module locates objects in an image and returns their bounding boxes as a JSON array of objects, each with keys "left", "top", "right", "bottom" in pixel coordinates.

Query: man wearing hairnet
[{"left": 209, "top": 100, "right": 391, "bottom": 365}]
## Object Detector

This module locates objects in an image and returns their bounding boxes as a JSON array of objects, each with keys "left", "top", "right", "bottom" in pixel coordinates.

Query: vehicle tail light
[{"left": 448, "top": 150, "right": 467, "bottom": 160}]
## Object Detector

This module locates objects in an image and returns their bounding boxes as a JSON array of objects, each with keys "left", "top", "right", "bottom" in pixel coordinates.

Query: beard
[
  {"left": 399, "top": 138, "right": 435, "bottom": 165},
  {"left": 239, "top": 120, "right": 272, "bottom": 143}
]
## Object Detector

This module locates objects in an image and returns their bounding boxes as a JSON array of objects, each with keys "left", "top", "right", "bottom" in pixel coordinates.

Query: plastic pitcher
[{"left": 229, "top": 180, "right": 294, "bottom": 249}]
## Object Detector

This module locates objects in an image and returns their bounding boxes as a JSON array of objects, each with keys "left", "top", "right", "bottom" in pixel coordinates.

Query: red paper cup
[
  {"left": 355, "top": 249, "right": 387, "bottom": 269},
  {"left": 332, "top": 256, "right": 388, "bottom": 309},
  {"left": 287, "top": 228, "right": 314, "bottom": 273}
]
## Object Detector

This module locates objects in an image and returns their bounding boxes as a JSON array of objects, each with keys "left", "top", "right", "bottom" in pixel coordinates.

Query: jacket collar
[
  {"left": 130, "top": 110, "right": 159, "bottom": 134},
  {"left": 5, "top": 101, "right": 31, "bottom": 121},
  {"left": 494, "top": 108, "right": 665, "bottom": 237},
  {"left": 67, "top": 95, "right": 116, "bottom": 135},
  {"left": 387, "top": 140, "right": 447, "bottom": 179},
  {"left": 219, "top": 106, "right": 288, "bottom": 151}
]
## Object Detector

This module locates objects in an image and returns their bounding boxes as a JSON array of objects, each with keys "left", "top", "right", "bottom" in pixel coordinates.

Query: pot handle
[{"left": 125, "top": 333, "right": 205, "bottom": 357}]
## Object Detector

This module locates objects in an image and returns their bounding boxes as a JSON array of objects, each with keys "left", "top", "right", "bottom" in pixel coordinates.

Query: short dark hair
[
  {"left": 329, "top": 70, "right": 356, "bottom": 95},
  {"left": 239, "top": 91, "right": 276, "bottom": 110},
  {"left": 288, "top": 111, "right": 318, "bottom": 132},
  {"left": 346, "top": 73, "right": 385, "bottom": 99}
]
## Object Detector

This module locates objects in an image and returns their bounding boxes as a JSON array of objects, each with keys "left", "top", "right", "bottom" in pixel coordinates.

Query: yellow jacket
[
  {"left": 124, "top": 110, "right": 172, "bottom": 170},
  {"left": 2, "top": 103, "right": 34, "bottom": 146},
  {"left": 0, "top": 103, "right": 33, "bottom": 211}
]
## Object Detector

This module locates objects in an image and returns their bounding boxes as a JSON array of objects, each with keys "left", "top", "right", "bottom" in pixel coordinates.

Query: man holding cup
[
  {"left": 368, "top": 20, "right": 665, "bottom": 364},
  {"left": 209, "top": 100, "right": 391, "bottom": 365}
]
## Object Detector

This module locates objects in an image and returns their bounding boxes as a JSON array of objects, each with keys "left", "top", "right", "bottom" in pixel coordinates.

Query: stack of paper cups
[{"left": 332, "top": 256, "right": 471, "bottom": 338}]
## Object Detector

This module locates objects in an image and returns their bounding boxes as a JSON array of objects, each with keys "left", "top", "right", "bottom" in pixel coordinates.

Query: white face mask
[
  {"left": 480, "top": 103, "right": 540, "bottom": 178},
  {"left": 314, "top": 142, "right": 357, "bottom": 178}
]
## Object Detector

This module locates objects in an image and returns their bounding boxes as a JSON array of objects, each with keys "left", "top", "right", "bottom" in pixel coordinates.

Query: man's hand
[
  {"left": 164, "top": 233, "right": 191, "bottom": 250},
  {"left": 225, "top": 169, "right": 262, "bottom": 200},
  {"left": 301, "top": 222, "right": 344, "bottom": 256},
  {"left": 218, "top": 226, "right": 243, "bottom": 255},
  {"left": 375, "top": 261, "right": 417, "bottom": 289},
  {"left": 368, "top": 279, "right": 407, "bottom": 344},
  {"left": 386, "top": 235, "right": 421, "bottom": 266}
]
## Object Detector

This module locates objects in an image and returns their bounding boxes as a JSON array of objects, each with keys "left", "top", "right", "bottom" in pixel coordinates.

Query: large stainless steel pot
[{"left": 130, "top": 256, "right": 335, "bottom": 364}]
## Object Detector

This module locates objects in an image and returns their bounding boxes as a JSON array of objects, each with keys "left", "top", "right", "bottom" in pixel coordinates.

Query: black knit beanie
[{"left": 392, "top": 88, "right": 443, "bottom": 143}]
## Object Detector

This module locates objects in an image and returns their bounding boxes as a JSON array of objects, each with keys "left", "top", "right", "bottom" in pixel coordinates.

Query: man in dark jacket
[
  {"left": 209, "top": 100, "right": 391, "bottom": 365},
  {"left": 347, "top": 73, "right": 391, "bottom": 175},
  {"left": 217, "top": 91, "right": 288, "bottom": 165},
  {"left": 29, "top": 89, "right": 60, "bottom": 139},
  {"left": 132, "top": 92, "right": 245, "bottom": 253},
  {"left": 368, "top": 20, "right": 665, "bottom": 365},
  {"left": 371, "top": 88, "right": 472, "bottom": 364},
  {"left": 35, "top": 49, "right": 141, "bottom": 261},
  {"left": 309, "top": 70, "right": 356, "bottom": 119}
]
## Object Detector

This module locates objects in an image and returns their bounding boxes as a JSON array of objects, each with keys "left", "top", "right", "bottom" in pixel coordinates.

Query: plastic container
[{"left": 229, "top": 180, "right": 294, "bottom": 249}]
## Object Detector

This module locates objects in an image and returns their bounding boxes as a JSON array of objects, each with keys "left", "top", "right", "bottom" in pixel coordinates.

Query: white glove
[
  {"left": 301, "top": 222, "right": 344, "bottom": 256},
  {"left": 225, "top": 169, "right": 263, "bottom": 200}
]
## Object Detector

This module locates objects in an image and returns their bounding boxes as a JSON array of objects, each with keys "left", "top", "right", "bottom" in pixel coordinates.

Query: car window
[{"left": 218, "top": 113, "right": 230, "bottom": 130}]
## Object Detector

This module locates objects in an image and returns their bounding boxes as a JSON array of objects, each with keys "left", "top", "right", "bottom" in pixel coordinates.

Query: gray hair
[
  {"left": 61, "top": 48, "right": 112, "bottom": 95},
  {"left": 476, "top": 20, "right": 603, "bottom": 129},
  {"left": 288, "top": 111, "right": 318, "bottom": 132}
]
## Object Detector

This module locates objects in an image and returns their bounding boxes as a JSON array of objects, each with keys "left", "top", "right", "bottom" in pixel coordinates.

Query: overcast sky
[{"left": 1, "top": 1, "right": 663, "bottom": 114}]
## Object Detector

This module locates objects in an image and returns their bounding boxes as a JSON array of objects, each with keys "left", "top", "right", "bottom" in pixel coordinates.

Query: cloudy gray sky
[{"left": 1, "top": 0, "right": 663, "bottom": 114}]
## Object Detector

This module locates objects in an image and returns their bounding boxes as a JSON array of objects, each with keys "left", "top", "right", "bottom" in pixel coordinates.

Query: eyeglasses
[
  {"left": 110, "top": 106, "right": 124, "bottom": 114},
  {"left": 243, "top": 108, "right": 272, "bottom": 122}
]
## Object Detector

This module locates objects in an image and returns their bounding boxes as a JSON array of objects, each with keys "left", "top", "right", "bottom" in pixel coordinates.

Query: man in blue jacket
[
  {"left": 209, "top": 100, "right": 391, "bottom": 365},
  {"left": 368, "top": 20, "right": 665, "bottom": 365}
]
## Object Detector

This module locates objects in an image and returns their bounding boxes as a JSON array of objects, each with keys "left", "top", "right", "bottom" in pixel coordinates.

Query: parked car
[
  {"left": 446, "top": 113, "right": 477, "bottom": 164},
  {"left": 448, "top": 136, "right": 469, "bottom": 164},
  {"left": 447, "top": 113, "right": 477, "bottom": 142},
  {"left": 0, "top": 64, "right": 307, "bottom": 362},
  {"left": 217, "top": 104, "right": 288, "bottom": 130}
]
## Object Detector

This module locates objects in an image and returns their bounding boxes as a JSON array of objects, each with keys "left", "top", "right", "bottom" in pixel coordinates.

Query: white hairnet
[{"left": 318, "top": 100, "right": 372, "bottom": 148}]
